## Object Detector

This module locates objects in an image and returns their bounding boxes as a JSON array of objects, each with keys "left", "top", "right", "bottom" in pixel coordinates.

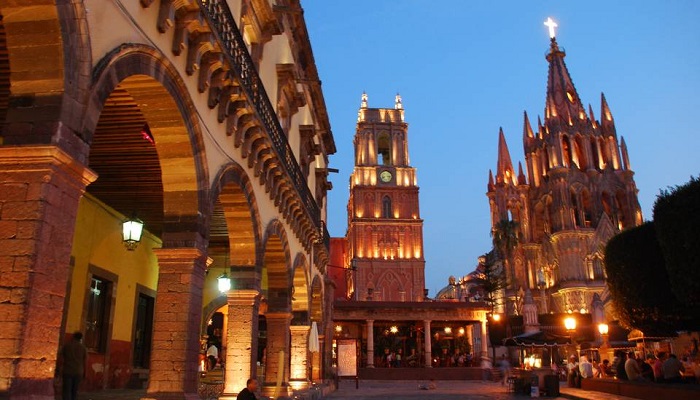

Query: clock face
[{"left": 380, "top": 170, "right": 392, "bottom": 183}]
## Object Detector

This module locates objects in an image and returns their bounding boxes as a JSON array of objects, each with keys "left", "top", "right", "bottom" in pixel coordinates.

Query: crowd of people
[{"left": 564, "top": 350, "right": 699, "bottom": 386}]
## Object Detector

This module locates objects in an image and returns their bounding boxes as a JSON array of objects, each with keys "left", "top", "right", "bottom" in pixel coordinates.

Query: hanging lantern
[
  {"left": 217, "top": 272, "right": 231, "bottom": 293},
  {"left": 122, "top": 216, "right": 144, "bottom": 251}
]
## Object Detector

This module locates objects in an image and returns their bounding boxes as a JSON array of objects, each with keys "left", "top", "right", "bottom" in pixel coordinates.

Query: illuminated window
[{"left": 377, "top": 133, "right": 391, "bottom": 166}]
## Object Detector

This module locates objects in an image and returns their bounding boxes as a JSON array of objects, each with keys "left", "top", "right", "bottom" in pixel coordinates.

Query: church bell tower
[{"left": 346, "top": 93, "right": 425, "bottom": 302}]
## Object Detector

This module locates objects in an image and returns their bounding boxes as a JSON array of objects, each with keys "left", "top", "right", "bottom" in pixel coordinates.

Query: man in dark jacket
[
  {"left": 60, "top": 332, "right": 88, "bottom": 400},
  {"left": 237, "top": 378, "right": 258, "bottom": 400}
]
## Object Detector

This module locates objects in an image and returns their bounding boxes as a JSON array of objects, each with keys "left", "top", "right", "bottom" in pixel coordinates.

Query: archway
[
  {"left": 309, "top": 275, "right": 323, "bottom": 382},
  {"left": 0, "top": 3, "right": 94, "bottom": 396},
  {"left": 79, "top": 45, "right": 209, "bottom": 397},
  {"left": 260, "top": 220, "right": 292, "bottom": 395},
  {"left": 205, "top": 162, "right": 263, "bottom": 396}
]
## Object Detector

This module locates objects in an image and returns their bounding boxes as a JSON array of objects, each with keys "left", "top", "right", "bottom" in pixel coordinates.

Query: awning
[{"left": 503, "top": 330, "right": 572, "bottom": 347}]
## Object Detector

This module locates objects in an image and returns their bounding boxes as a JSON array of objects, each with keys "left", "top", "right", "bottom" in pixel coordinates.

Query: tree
[
  {"left": 473, "top": 251, "right": 507, "bottom": 313},
  {"left": 604, "top": 222, "right": 686, "bottom": 335},
  {"left": 491, "top": 219, "right": 520, "bottom": 289},
  {"left": 653, "top": 176, "right": 700, "bottom": 310}
]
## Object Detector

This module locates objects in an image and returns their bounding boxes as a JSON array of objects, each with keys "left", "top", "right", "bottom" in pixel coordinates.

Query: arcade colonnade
[
  {"left": 332, "top": 302, "right": 490, "bottom": 369},
  {"left": 0, "top": 0, "right": 334, "bottom": 399}
]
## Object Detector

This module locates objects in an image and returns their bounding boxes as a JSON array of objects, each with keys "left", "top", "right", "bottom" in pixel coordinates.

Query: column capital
[
  {"left": 0, "top": 145, "right": 97, "bottom": 187},
  {"left": 265, "top": 312, "right": 293, "bottom": 321},
  {"left": 227, "top": 289, "right": 260, "bottom": 305},
  {"left": 290, "top": 325, "right": 311, "bottom": 334},
  {"left": 153, "top": 247, "right": 205, "bottom": 262},
  {"left": 366, "top": 319, "right": 374, "bottom": 324}
]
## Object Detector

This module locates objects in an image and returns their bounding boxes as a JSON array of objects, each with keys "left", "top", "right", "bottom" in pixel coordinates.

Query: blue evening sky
[{"left": 303, "top": 1, "right": 700, "bottom": 295}]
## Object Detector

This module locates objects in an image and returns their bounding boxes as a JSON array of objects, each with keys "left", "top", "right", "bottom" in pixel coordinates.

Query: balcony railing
[{"left": 199, "top": 0, "right": 323, "bottom": 237}]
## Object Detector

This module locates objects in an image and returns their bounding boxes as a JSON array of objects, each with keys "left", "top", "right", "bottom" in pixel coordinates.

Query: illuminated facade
[
  {"left": 487, "top": 34, "right": 642, "bottom": 318},
  {"left": 0, "top": 1, "right": 334, "bottom": 399},
  {"left": 332, "top": 96, "right": 490, "bottom": 373},
  {"left": 346, "top": 94, "right": 426, "bottom": 302}
]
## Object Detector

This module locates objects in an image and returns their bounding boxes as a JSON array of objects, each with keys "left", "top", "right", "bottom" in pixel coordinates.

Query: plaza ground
[{"left": 76, "top": 380, "right": 640, "bottom": 400}]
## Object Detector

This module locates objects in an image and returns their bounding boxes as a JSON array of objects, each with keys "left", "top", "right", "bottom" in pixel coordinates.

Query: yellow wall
[{"left": 66, "top": 194, "right": 161, "bottom": 342}]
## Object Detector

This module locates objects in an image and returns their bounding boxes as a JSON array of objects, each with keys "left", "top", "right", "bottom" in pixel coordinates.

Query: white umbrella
[{"left": 309, "top": 321, "right": 320, "bottom": 353}]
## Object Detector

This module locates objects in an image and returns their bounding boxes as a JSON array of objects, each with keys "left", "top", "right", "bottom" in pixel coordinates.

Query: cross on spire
[{"left": 544, "top": 17, "right": 558, "bottom": 39}]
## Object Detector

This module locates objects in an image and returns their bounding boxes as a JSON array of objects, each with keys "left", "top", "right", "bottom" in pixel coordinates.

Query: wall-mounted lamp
[
  {"left": 217, "top": 272, "right": 231, "bottom": 293},
  {"left": 122, "top": 215, "right": 144, "bottom": 251}
]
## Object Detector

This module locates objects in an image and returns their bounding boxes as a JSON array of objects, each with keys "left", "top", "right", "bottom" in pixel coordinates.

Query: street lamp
[
  {"left": 488, "top": 313, "right": 501, "bottom": 362},
  {"left": 598, "top": 323, "right": 610, "bottom": 361},
  {"left": 564, "top": 317, "right": 579, "bottom": 360},
  {"left": 122, "top": 215, "right": 144, "bottom": 251}
]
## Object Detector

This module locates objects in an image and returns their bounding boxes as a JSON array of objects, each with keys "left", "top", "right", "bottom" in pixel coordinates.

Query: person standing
[
  {"left": 662, "top": 354, "right": 685, "bottom": 383},
  {"left": 579, "top": 356, "right": 594, "bottom": 379},
  {"left": 624, "top": 352, "right": 642, "bottom": 381},
  {"left": 236, "top": 378, "right": 258, "bottom": 400},
  {"left": 206, "top": 343, "right": 219, "bottom": 370},
  {"left": 566, "top": 355, "right": 579, "bottom": 387},
  {"left": 60, "top": 332, "right": 88, "bottom": 400},
  {"left": 653, "top": 353, "right": 665, "bottom": 382}
]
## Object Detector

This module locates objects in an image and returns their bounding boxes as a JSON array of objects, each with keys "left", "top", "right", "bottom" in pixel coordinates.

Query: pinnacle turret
[
  {"left": 600, "top": 92, "right": 616, "bottom": 135},
  {"left": 496, "top": 128, "right": 516, "bottom": 186},
  {"left": 517, "top": 162, "right": 527, "bottom": 185},
  {"left": 544, "top": 36, "right": 586, "bottom": 127}
]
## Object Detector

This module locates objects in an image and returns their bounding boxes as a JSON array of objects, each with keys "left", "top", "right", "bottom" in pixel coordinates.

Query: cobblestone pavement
[{"left": 76, "top": 380, "right": 641, "bottom": 400}]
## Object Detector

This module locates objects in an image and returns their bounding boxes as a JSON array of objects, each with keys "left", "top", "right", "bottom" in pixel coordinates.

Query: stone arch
[
  {"left": 210, "top": 162, "right": 262, "bottom": 269},
  {"left": 291, "top": 252, "right": 310, "bottom": 314},
  {"left": 309, "top": 275, "right": 323, "bottom": 323},
  {"left": 561, "top": 134, "right": 574, "bottom": 168},
  {"left": 376, "top": 269, "right": 405, "bottom": 301},
  {"left": 0, "top": 1, "right": 92, "bottom": 156},
  {"left": 85, "top": 44, "right": 209, "bottom": 241},
  {"left": 261, "top": 219, "right": 292, "bottom": 312},
  {"left": 201, "top": 294, "right": 227, "bottom": 335},
  {"left": 376, "top": 131, "right": 391, "bottom": 165}
]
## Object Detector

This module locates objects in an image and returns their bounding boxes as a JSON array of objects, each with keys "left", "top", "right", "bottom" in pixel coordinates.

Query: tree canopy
[
  {"left": 653, "top": 176, "right": 700, "bottom": 310},
  {"left": 603, "top": 222, "right": 683, "bottom": 336}
]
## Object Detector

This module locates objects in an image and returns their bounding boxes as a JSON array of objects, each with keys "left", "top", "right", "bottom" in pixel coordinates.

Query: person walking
[
  {"left": 499, "top": 354, "right": 511, "bottom": 386},
  {"left": 60, "top": 332, "right": 88, "bottom": 400}
]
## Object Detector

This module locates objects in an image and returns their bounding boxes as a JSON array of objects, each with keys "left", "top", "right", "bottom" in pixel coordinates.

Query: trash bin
[
  {"left": 544, "top": 374, "right": 560, "bottom": 397},
  {"left": 515, "top": 377, "right": 529, "bottom": 395}
]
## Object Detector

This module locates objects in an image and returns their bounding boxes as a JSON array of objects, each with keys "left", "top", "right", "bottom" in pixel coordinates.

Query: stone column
[
  {"left": 311, "top": 335, "right": 323, "bottom": 382},
  {"left": 262, "top": 312, "right": 291, "bottom": 397},
  {"left": 289, "top": 325, "right": 310, "bottom": 389},
  {"left": 423, "top": 320, "right": 432, "bottom": 368},
  {"left": 466, "top": 324, "right": 474, "bottom": 358},
  {"left": 366, "top": 320, "right": 375, "bottom": 367},
  {"left": 220, "top": 289, "right": 260, "bottom": 400},
  {"left": 0, "top": 146, "right": 95, "bottom": 399},
  {"left": 481, "top": 319, "right": 489, "bottom": 359},
  {"left": 147, "top": 247, "right": 206, "bottom": 400}
]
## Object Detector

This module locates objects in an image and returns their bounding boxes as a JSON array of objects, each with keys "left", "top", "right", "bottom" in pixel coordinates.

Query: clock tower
[{"left": 346, "top": 93, "right": 426, "bottom": 302}]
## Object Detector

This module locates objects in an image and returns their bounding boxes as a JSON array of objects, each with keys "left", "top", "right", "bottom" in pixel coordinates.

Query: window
[
  {"left": 85, "top": 276, "right": 112, "bottom": 352},
  {"left": 377, "top": 133, "right": 391, "bottom": 166},
  {"left": 133, "top": 292, "right": 154, "bottom": 368},
  {"left": 382, "top": 196, "right": 392, "bottom": 219}
]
